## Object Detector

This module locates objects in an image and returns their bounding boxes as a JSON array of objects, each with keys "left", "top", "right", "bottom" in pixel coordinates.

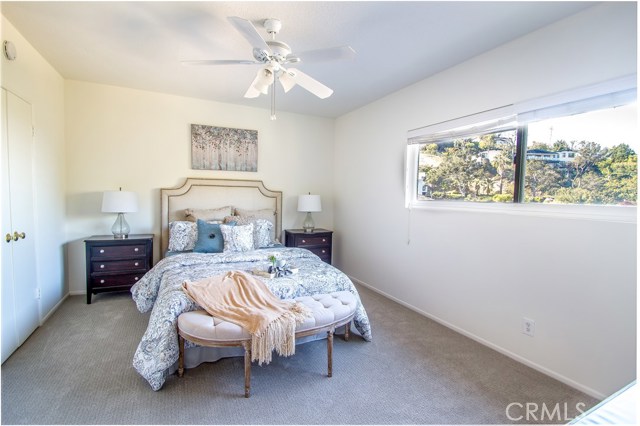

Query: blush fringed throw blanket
[{"left": 182, "top": 270, "right": 311, "bottom": 365}]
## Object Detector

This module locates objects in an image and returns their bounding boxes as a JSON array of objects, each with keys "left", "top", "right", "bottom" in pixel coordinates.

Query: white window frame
[{"left": 405, "top": 75, "right": 637, "bottom": 224}]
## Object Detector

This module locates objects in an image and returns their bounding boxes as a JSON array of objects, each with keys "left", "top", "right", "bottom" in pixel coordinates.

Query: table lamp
[
  {"left": 297, "top": 194, "right": 322, "bottom": 233},
  {"left": 102, "top": 189, "right": 138, "bottom": 239}
]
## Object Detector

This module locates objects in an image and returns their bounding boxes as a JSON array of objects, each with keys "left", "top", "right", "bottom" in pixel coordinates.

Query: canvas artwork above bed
[{"left": 130, "top": 178, "right": 372, "bottom": 391}]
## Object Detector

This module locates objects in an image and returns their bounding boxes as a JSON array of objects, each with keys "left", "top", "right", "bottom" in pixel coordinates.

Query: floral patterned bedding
[{"left": 131, "top": 247, "right": 372, "bottom": 391}]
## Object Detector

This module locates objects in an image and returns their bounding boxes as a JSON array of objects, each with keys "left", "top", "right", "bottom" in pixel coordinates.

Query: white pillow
[
  {"left": 220, "top": 223, "right": 254, "bottom": 252},
  {"left": 168, "top": 221, "right": 197, "bottom": 252}
]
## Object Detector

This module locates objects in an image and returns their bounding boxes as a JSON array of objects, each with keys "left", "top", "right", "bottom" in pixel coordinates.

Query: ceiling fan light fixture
[
  {"left": 279, "top": 71, "right": 296, "bottom": 93},
  {"left": 244, "top": 88, "right": 261, "bottom": 98},
  {"left": 245, "top": 68, "right": 269, "bottom": 98},
  {"left": 246, "top": 67, "right": 272, "bottom": 96}
]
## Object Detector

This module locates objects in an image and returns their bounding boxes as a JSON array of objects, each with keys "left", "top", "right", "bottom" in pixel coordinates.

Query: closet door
[{"left": 1, "top": 88, "right": 40, "bottom": 363}]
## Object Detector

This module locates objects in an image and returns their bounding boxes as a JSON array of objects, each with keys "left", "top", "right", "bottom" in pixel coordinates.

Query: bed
[{"left": 131, "top": 178, "right": 372, "bottom": 391}]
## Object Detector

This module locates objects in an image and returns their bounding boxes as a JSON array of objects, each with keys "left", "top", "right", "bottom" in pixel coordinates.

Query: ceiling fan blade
[
  {"left": 296, "top": 46, "right": 356, "bottom": 64},
  {"left": 228, "top": 16, "right": 270, "bottom": 52},
  {"left": 286, "top": 68, "right": 333, "bottom": 99},
  {"left": 181, "top": 59, "right": 260, "bottom": 66}
]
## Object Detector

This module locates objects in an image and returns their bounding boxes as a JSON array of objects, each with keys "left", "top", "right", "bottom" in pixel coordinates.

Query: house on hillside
[{"left": 526, "top": 149, "right": 576, "bottom": 162}]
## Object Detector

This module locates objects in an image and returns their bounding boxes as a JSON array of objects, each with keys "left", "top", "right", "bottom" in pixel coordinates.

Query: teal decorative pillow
[{"left": 193, "top": 219, "right": 224, "bottom": 253}]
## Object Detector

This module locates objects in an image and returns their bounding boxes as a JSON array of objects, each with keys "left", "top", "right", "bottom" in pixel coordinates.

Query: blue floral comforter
[{"left": 131, "top": 247, "right": 372, "bottom": 391}]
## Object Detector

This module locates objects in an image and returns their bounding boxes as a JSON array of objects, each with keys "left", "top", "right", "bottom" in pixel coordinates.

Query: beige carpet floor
[{"left": 1, "top": 285, "right": 598, "bottom": 424}]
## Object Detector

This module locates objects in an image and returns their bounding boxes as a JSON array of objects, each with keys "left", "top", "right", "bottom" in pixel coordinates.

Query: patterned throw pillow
[
  {"left": 234, "top": 208, "right": 275, "bottom": 223},
  {"left": 167, "top": 221, "right": 197, "bottom": 252},
  {"left": 193, "top": 220, "right": 224, "bottom": 253},
  {"left": 234, "top": 208, "right": 277, "bottom": 242},
  {"left": 253, "top": 219, "right": 274, "bottom": 248},
  {"left": 220, "top": 223, "right": 254, "bottom": 252},
  {"left": 223, "top": 215, "right": 254, "bottom": 226},
  {"left": 184, "top": 206, "right": 233, "bottom": 222}
]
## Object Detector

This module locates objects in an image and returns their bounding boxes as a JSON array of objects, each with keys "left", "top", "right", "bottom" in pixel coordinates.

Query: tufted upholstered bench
[{"left": 177, "top": 291, "right": 358, "bottom": 397}]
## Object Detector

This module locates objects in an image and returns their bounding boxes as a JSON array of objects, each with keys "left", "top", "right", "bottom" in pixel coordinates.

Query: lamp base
[
  {"left": 302, "top": 212, "right": 315, "bottom": 233},
  {"left": 111, "top": 213, "right": 130, "bottom": 239}
]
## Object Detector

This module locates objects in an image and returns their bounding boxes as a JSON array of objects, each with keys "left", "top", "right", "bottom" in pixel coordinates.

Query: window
[
  {"left": 417, "top": 129, "right": 517, "bottom": 203},
  {"left": 406, "top": 76, "right": 637, "bottom": 210},
  {"left": 524, "top": 104, "right": 637, "bottom": 205}
]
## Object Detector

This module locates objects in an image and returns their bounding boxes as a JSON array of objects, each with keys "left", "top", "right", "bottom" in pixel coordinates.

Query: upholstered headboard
[{"left": 160, "top": 178, "right": 282, "bottom": 256}]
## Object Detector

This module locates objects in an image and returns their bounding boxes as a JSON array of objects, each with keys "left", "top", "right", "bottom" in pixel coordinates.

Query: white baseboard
[
  {"left": 349, "top": 275, "right": 606, "bottom": 400},
  {"left": 68, "top": 290, "right": 86, "bottom": 296},
  {"left": 40, "top": 293, "right": 69, "bottom": 324}
]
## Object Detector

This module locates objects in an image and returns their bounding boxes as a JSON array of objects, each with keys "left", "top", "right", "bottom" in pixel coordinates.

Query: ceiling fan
[{"left": 182, "top": 16, "right": 356, "bottom": 119}]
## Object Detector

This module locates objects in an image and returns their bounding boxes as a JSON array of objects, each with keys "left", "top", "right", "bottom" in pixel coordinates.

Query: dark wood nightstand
[
  {"left": 285, "top": 229, "right": 333, "bottom": 264},
  {"left": 84, "top": 234, "right": 153, "bottom": 304}
]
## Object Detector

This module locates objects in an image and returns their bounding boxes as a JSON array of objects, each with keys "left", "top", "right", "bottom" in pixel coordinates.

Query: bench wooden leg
[
  {"left": 242, "top": 341, "right": 251, "bottom": 398},
  {"left": 344, "top": 321, "right": 351, "bottom": 341},
  {"left": 327, "top": 329, "right": 334, "bottom": 378},
  {"left": 178, "top": 334, "right": 185, "bottom": 378}
]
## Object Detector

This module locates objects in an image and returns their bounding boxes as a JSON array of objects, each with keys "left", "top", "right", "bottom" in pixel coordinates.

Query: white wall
[
  {"left": 334, "top": 3, "right": 637, "bottom": 399},
  {"left": 64, "top": 81, "right": 335, "bottom": 294},
  {"left": 1, "top": 16, "right": 67, "bottom": 321}
]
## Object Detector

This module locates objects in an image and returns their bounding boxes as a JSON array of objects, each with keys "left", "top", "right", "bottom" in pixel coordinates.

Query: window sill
[{"left": 408, "top": 200, "right": 637, "bottom": 224}]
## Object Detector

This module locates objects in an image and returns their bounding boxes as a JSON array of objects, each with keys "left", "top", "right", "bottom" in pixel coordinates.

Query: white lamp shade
[
  {"left": 102, "top": 191, "right": 138, "bottom": 213},
  {"left": 297, "top": 194, "right": 322, "bottom": 212}
]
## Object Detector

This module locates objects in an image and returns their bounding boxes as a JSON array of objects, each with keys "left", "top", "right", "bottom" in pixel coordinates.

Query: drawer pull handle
[
  {"left": 301, "top": 240, "right": 306, "bottom": 243},
  {"left": 134, "top": 277, "right": 139, "bottom": 281},
  {"left": 322, "top": 250, "right": 326, "bottom": 253},
  {"left": 99, "top": 249, "right": 105, "bottom": 253},
  {"left": 100, "top": 264, "right": 105, "bottom": 269},
  {"left": 322, "top": 239, "right": 326, "bottom": 242},
  {"left": 134, "top": 248, "right": 139, "bottom": 252},
  {"left": 134, "top": 262, "right": 139, "bottom": 266},
  {"left": 100, "top": 279, "right": 105, "bottom": 284}
]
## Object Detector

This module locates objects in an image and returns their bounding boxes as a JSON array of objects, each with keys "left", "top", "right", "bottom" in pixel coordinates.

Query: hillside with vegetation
[{"left": 419, "top": 132, "right": 637, "bottom": 205}]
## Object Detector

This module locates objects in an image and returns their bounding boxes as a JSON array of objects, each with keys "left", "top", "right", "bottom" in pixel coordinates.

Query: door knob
[
  {"left": 13, "top": 231, "right": 25, "bottom": 241},
  {"left": 5, "top": 233, "right": 11, "bottom": 243}
]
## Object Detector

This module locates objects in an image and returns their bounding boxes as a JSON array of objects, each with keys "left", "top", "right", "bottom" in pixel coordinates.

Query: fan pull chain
[{"left": 270, "top": 68, "right": 277, "bottom": 120}]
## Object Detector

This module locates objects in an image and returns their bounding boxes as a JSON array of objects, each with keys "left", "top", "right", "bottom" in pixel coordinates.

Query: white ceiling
[{"left": 2, "top": 1, "right": 595, "bottom": 118}]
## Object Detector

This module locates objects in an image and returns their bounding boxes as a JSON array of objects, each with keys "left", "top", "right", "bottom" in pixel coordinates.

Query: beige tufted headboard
[{"left": 160, "top": 178, "right": 282, "bottom": 256}]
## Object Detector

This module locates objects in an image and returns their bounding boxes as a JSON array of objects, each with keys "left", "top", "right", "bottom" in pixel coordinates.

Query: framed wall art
[{"left": 191, "top": 124, "right": 258, "bottom": 172}]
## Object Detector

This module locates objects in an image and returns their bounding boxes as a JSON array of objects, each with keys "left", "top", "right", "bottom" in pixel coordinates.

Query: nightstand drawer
[
  {"left": 285, "top": 229, "right": 333, "bottom": 265},
  {"left": 91, "top": 273, "right": 145, "bottom": 288},
  {"left": 307, "top": 246, "right": 331, "bottom": 259},
  {"left": 91, "top": 244, "right": 147, "bottom": 259},
  {"left": 296, "top": 235, "right": 330, "bottom": 247},
  {"left": 91, "top": 259, "right": 146, "bottom": 273}
]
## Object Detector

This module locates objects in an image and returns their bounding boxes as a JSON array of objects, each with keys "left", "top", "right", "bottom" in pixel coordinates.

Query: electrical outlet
[{"left": 522, "top": 317, "right": 535, "bottom": 337}]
